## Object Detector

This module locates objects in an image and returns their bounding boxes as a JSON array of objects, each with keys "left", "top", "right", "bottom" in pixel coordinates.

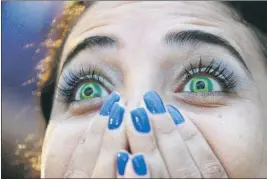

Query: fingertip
[
  {"left": 99, "top": 91, "right": 120, "bottom": 116},
  {"left": 130, "top": 108, "right": 151, "bottom": 133},
  {"left": 166, "top": 105, "right": 185, "bottom": 125},
  {"left": 143, "top": 91, "right": 166, "bottom": 114},
  {"left": 108, "top": 103, "right": 125, "bottom": 130},
  {"left": 131, "top": 153, "right": 148, "bottom": 176},
  {"left": 117, "top": 150, "right": 130, "bottom": 176}
]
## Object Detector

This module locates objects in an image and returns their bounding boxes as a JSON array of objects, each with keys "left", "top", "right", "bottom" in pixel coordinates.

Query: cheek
[
  {"left": 188, "top": 103, "right": 264, "bottom": 177},
  {"left": 41, "top": 116, "right": 91, "bottom": 178}
]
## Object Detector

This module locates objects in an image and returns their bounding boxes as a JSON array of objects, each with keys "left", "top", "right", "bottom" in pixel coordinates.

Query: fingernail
[
  {"left": 167, "top": 105, "right": 185, "bottom": 125},
  {"left": 108, "top": 103, "right": 124, "bottom": 130},
  {"left": 99, "top": 91, "right": 120, "bottom": 116},
  {"left": 132, "top": 154, "right": 147, "bottom": 176},
  {"left": 117, "top": 151, "right": 129, "bottom": 176},
  {"left": 131, "top": 108, "right": 150, "bottom": 133},
  {"left": 144, "top": 91, "right": 166, "bottom": 114}
]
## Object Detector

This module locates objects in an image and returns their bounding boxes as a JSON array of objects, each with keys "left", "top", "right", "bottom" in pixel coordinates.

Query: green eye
[
  {"left": 183, "top": 76, "right": 222, "bottom": 92},
  {"left": 75, "top": 82, "right": 108, "bottom": 101}
]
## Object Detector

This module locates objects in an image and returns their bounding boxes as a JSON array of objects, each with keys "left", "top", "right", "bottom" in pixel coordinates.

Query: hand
[
  {"left": 41, "top": 92, "right": 127, "bottom": 178},
  {"left": 117, "top": 91, "right": 228, "bottom": 178},
  {"left": 116, "top": 151, "right": 151, "bottom": 178}
]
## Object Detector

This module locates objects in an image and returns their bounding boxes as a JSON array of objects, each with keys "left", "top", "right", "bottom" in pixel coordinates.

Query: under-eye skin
[{"left": 56, "top": 66, "right": 114, "bottom": 110}]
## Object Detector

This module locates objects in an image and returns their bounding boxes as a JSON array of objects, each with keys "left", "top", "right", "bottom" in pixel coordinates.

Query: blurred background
[{"left": 2, "top": 1, "right": 64, "bottom": 178}]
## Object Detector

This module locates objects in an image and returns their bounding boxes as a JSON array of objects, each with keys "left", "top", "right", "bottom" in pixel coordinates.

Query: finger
[
  {"left": 63, "top": 91, "right": 120, "bottom": 178},
  {"left": 143, "top": 91, "right": 201, "bottom": 178},
  {"left": 116, "top": 150, "right": 130, "bottom": 178},
  {"left": 167, "top": 105, "right": 228, "bottom": 178},
  {"left": 92, "top": 102, "right": 127, "bottom": 178},
  {"left": 126, "top": 106, "right": 169, "bottom": 178},
  {"left": 41, "top": 117, "right": 92, "bottom": 178},
  {"left": 124, "top": 153, "right": 151, "bottom": 178}
]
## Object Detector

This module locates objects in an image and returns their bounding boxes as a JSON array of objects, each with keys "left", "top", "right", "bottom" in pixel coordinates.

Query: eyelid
[
  {"left": 56, "top": 66, "right": 115, "bottom": 103},
  {"left": 79, "top": 74, "right": 114, "bottom": 90},
  {"left": 173, "top": 59, "right": 237, "bottom": 93},
  {"left": 59, "top": 66, "right": 114, "bottom": 88}
]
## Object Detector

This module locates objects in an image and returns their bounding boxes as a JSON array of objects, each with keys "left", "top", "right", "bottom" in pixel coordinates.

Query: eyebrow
[
  {"left": 63, "top": 31, "right": 248, "bottom": 72},
  {"left": 62, "top": 35, "right": 117, "bottom": 69},
  {"left": 165, "top": 30, "right": 248, "bottom": 69}
]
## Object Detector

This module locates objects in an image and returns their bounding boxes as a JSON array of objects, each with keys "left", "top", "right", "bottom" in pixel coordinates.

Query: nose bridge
[
  {"left": 120, "top": 26, "right": 161, "bottom": 109},
  {"left": 124, "top": 60, "right": 155, "bottom": 109}
]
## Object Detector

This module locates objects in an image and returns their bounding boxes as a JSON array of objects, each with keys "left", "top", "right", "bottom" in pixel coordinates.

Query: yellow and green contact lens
[
  {"left": 75, "top": 82, "right": 108, "bottom": 100},
  {"left": 183, "top": 76, "right": 222, "bottom": 93},
  {"left": 190, "top": 76, "right": 213, "bottom": 92}
]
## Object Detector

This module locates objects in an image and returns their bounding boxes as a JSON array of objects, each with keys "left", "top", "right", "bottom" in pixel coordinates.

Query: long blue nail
[
  {"left": 117, "top": 151, "right": 129, "bottom": 176},
  {"left": 108, "top": 103, "right": 124, "bottom": 130},
  {"left": 99, "top": 92, "right": 120, "bottom": 116},
  {"left": 167, "top": 105, "right": 185, "bottom": 125},
  {"left": 132, "top": 154, "right": 147, "bottom": 176},
  {"left": 131, "top": 108, "right": 150, "bottom": 133},
  {"left": 144, "top": 91, "right": 166, "bottom": 114}
]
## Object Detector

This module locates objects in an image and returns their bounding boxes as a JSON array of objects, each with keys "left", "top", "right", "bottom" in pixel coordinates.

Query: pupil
[
  {"left": 196, "top": 81, "right": 205, "bottom": 89},
  {"left": 84, "top": 87, "right": 93, "bottom": 96}
]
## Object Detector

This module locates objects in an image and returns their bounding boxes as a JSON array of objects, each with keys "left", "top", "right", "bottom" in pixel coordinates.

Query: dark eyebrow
[
  {"left": 165, "top": 30, "right": 248, "bottom": 69},
  {"left": 62, "top": 35, "right": 117, "bottom": 69}
]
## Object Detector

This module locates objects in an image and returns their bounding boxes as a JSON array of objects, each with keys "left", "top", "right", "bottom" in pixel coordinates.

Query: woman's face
[{"left": 43, "top": 1, "right": 267, "bottom": 177}]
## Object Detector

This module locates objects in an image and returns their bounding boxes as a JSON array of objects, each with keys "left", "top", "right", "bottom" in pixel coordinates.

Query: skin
[{"left": 41, "top": 1, "right": 267, "bottom": 178}]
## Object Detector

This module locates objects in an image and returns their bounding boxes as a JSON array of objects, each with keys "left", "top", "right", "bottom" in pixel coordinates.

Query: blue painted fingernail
[
  {"left": 131, "top": 108, "right": 150, "bottom": 133},
  {"left": 132, "top": 154, "right": 147, "bottom": 176},
  {"left": 167, "top": 105, "right": 185, "bottom": 125},
  {"left": 144, "top": 91, "right": 166, "bottom": 114},
  {"left": 108, "top": 103, "right": 125, "bottom": 130},
  {"left": 99, "top": 91, "right": 120, "bottom": 116},
  {"left": 117, "top": 151, "right": 129, "bottom": 176}
]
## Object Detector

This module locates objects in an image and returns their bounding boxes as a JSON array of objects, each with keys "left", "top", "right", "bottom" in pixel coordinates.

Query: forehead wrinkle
[
  {"left": 67, "top": 1, "right": 242, "bottom": 49},
  {"left": 73, "top": 1, "right": 232, "bottom": 36}
]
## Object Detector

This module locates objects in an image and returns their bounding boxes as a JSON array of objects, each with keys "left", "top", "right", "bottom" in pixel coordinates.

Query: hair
[{"left": 38, "top": 1, "right": 267, "bottom": 123}]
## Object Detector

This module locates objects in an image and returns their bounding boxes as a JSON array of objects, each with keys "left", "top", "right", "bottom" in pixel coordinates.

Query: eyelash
[
  {"left": 57, "top": 59, "right": 236, "bottom": 103},
  {"left": 56, "top": 67, "right": 108, "bottom": 103},
  {"left": 181, "top": 58, "right": 237, "bottom": 92}
]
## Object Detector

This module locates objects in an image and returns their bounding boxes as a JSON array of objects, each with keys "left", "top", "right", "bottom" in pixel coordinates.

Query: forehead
[
  {"left": 69, "top": 1, "right": 235, "bottom": 38},
  {"left": 60, "top": 1, "right": 260, "bottom": 71}
]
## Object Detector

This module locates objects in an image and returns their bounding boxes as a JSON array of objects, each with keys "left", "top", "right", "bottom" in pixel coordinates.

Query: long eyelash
[
  {"left": 184, "top": 59, "right": 237, "bottom": 91},
  {"left": 198, "top": 57, "right": 203, "bottom": 72},
  {"left": 56, "top": 67, "right": 103, "bottom": 103}
]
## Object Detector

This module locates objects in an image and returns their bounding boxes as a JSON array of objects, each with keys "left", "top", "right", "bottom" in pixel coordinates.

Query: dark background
[{"left": 2, "top": 1, "right": 63, "bottom": 178}]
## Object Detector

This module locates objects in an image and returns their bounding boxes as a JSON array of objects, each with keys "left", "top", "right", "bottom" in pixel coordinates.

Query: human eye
[
  {"left": 74, "top": 81, "right": 108, "bottom": 101},
  {"left": 56, "top": 67, "right": 114, "bottom": 113},
  {"left": 175, "top": 59, "right": 237, "bottom": 106}
]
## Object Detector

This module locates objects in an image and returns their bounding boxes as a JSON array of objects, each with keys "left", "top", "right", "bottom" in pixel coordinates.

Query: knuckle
[
  {"left": 153, "top": 115, "right": 177, "bottom": 134},
  {"left": 155, "top": 123, "right": 177, "bottom": 135},
  {"left": 64, "top": 170, "right": 89, "bottom": 178},
  {"left": 200, "top": 161, "right": 225, "bottom": 178},
  {"left": 64, "top": 170, "right": 73, "bottom": 178},
  {"left": 175, "top": 167, "right": 201, "bottom": 178},
  {"left": 182, "top": 128, "right": 198, "bottom": 141},
  {"left": 178, "top": 122, "right": 198, "bottom": 141},
  {"left": 139, "top": 137, "right": 158, "bottom": 154},
  {"left": 127, "top": 134, "right": 157, "bottom": 153}
]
